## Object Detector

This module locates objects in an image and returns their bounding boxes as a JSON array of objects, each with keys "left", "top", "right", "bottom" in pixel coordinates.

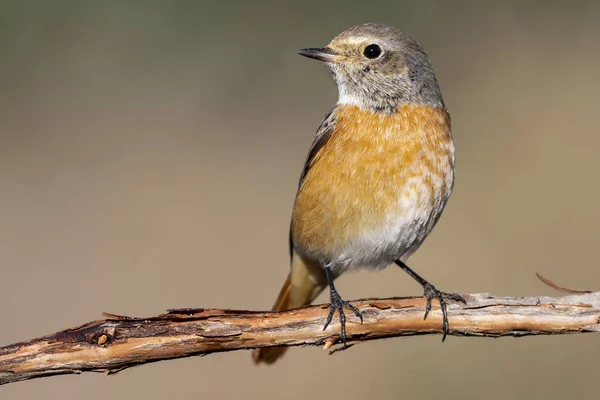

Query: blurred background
[{"left": 1, "top": 1, "right": 599, "bottom": 399}]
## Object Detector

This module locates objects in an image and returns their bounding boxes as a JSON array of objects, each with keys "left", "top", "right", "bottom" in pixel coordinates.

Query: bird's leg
[
  {"left": 394, "top": 260, "right": 465, "bottom": 341},
  {"left": 322, "top": 265, "right": 363, "bottom": 346}
]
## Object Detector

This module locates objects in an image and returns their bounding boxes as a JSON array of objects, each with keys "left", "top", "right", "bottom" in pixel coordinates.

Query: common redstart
[{"left": 253, "top": 23, "right": 464, "bottom": 364}]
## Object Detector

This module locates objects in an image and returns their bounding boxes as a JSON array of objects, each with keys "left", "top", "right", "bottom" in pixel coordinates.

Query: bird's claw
[
  {"left": 422, "top": 283, "right": 465, "bottom": 341},
  {"left": 323, "top": 288, "right": 363, "bottom": 347}
]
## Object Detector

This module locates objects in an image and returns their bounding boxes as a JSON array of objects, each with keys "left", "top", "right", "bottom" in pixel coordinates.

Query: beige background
[{"left": 2, "top": 1, "right": 600, "bottom": 399}]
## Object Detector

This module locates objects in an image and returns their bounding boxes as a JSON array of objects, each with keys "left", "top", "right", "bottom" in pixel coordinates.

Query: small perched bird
[{"left": 253, "top": 23, "right": 464, "bottom": 364}]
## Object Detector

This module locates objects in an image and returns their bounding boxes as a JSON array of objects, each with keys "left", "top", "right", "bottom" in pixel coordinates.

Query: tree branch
[{"left": 1, "top": 291, "right": 599, "bottom": 386}]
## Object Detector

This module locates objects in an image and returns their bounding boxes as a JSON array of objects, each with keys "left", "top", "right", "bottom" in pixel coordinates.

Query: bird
[{"left": 252, "top": 23, "right": 465, "bottom": 364}]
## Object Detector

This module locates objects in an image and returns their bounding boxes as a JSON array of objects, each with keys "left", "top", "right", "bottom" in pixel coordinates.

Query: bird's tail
[{"left": 252, "top": 253, "right": 327, "bottom": 364}]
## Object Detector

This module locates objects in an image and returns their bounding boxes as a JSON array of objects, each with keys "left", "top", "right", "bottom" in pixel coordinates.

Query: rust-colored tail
[{"left": 252, "top": 253, "right": 327, "bottom": 364}]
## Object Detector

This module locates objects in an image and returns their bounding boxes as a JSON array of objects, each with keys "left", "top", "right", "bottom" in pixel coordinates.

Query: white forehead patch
[{"left": 338, "top": 35, "right": 369, "bottom": 46}]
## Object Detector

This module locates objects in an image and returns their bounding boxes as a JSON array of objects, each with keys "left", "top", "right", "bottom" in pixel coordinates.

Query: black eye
[{"left": 363, "top": 44, "right": 382, "bottom": 59}]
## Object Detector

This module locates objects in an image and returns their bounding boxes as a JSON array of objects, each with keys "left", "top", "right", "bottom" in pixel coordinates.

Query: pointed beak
[{"left": 297, "top": 47, "right": 342, "bottom": 62}]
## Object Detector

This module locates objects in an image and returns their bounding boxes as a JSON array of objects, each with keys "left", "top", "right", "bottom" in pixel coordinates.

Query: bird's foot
[
  {"left": 422, "top": 283, "right": 466, "bottom": 341},
  {"left": 323, "top": 287, "right": 363, "bottom": 347}
]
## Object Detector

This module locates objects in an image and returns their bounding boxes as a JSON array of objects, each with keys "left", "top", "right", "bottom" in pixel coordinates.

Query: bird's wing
[{"left": 288, "top": 107, "right": 338, "bottom": 260}]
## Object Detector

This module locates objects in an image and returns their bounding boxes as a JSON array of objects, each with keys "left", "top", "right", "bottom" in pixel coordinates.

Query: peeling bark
[{"left": 1, "top": 292, "right": 599, "bottom": 385}]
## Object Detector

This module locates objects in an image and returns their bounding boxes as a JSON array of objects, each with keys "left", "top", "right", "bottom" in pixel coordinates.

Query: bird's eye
[{"left": 363, "top": 44, "right": 382, "bottom": 59}]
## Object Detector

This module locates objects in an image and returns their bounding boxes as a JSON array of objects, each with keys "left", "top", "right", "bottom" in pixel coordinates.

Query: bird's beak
[{"left": 297, "top": 47, "right": 342, "bottom": 62}]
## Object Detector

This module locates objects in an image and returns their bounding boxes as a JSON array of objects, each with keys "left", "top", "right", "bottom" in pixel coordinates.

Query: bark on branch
[{"left": 1, "top": 291, "right": 599, "bottom": 386}]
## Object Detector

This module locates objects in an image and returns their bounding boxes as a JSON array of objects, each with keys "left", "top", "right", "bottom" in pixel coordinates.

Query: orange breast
[{"left": 291, "top": 104, "right": 453, "bottom": 257}]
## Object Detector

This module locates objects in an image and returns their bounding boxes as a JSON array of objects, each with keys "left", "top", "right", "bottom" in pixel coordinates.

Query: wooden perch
[{"left": 1, "top": 290, "right": 600, "bottom": 386}]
